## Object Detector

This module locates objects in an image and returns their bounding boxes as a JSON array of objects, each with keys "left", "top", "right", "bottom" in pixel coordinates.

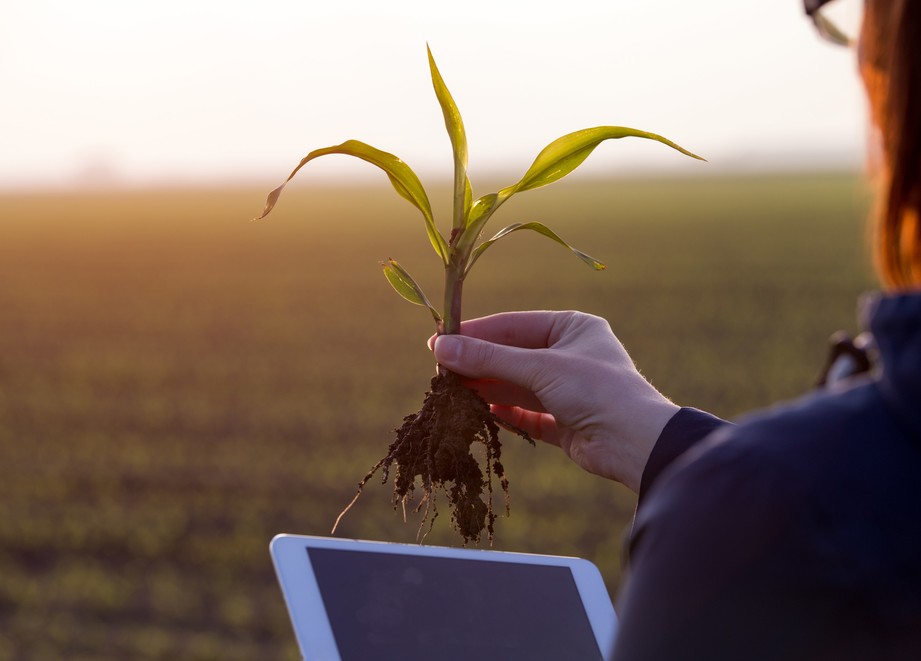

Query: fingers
[
  {"left": 428, "top": 310, "right": 612, "bottom": 355},
  {"left": 431, "top": 310, "right": 614, "bottom": 402},
  {"left": 490, "top": 405, "right": 564, "bottom": 447},
  {"left": 457, "top": 311, "right": 558, "bottom": 348},
  {"left": 433, "top": 333, "right": 551, "bottom": 387},
  {"left": 459, "top": 378, "right": 547, "bottom": 413},
  {"left": 451, "top": 311, "right": 581, "bottom": 349}
]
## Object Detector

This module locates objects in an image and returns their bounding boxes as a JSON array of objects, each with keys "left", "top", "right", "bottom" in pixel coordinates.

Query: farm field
[{"left": 0, "top": 172, "right": 874, "bottom": 659}]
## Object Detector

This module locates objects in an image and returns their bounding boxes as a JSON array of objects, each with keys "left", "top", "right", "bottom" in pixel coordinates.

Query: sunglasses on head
[{"left": 804, "top": 0, "right": 863, "bottom": 46}]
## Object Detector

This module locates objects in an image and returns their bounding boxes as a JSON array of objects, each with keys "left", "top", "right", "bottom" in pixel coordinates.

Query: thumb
[{"left": 433, "top": 334, "right": 540, "bottom": 387}]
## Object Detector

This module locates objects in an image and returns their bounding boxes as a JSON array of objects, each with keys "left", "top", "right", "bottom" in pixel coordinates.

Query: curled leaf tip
[{"left": 253, "top": 182, "right": 286, "bottom": 221}]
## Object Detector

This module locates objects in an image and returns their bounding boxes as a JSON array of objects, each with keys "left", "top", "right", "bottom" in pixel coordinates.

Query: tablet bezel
[{"left": 270, "top": 533, "right": 617, "bottom": 660}]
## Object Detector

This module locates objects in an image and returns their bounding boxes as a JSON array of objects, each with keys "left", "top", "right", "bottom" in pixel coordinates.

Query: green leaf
[
  {"left": 382, "top": 259, "right": 443, "bottom": 322},
  {"left": 453, "top": 193, "right": 499, "bottom": 268},
  {"left": 466, "top": 193, "right": 498, "bottom": 229},
  {"left": 498, "top": 126, "right": 705, "bottom": 201},
  {"left": 427, "top": 44, "right": 472, "bottom": 229},
  {"left": 254, "top": 140, "right": 450, "bottom": 265},
  {"left": 455, "top": 127, "right": 704, "bottom": 268},
  {"left": 466, "top": 222, "right": 606, "bottom": 275}
]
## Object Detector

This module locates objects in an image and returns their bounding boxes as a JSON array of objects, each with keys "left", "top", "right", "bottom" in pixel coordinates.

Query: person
[{"left": 430, "top": 1, "right": 921, "bottom": 658}]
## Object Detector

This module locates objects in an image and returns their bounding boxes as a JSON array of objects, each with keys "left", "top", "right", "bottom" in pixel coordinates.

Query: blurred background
[
  {"left": 3, "top": 0, "right": 867, "bottom": 189},
  {"left": 1, "top": 1, "right": 875, "bottom": 659}
]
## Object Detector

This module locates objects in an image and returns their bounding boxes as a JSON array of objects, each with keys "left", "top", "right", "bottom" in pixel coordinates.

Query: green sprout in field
[{"left": 256, "top": 45, "right": 703, "bottom": 544}]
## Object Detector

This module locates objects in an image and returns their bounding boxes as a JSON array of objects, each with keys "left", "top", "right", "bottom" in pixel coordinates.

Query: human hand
[{"left": 430, "top": 311, "right": 679, "bottom": 493}]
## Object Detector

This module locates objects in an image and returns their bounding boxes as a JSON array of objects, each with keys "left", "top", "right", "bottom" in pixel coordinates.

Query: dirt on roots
[{"left": 333, "top": 371, "right": 533, "bottom": 544}]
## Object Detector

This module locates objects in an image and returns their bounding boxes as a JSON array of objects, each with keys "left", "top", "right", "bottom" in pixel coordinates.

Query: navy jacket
[{"left": 612, "top": 292, "right": 921, "bottom": 660}]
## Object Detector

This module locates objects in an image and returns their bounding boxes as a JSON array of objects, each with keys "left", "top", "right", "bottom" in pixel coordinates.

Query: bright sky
[{"left": 1, "top": 0, "right": 868, "bottom": 190}]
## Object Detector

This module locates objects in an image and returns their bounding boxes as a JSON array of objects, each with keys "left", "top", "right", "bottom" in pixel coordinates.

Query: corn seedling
[{"left": 256, "top": 45, "right": 703, "bottom": 544}]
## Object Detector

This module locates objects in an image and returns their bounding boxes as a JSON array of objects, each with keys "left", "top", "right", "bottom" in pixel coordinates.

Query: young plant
[{"left": 256, "top": 46, "right": 703, "bottom": 544}]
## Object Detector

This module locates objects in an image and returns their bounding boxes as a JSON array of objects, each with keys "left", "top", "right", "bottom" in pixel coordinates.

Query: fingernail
[
  {"left": 433, "top": 335, "right": 460, "bottom": 364},
  {"left": 426, "top": 334, "right": 437, "bottom": 351}
]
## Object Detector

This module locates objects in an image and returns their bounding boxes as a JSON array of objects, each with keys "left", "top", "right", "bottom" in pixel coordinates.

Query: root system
[{"left": 332, "top": 371, "right": 532, "bottom": 545}]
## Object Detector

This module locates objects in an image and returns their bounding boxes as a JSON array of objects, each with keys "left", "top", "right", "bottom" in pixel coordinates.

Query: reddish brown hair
[{"left": 864, "top": 0, "right": 921, "bottom": 289}]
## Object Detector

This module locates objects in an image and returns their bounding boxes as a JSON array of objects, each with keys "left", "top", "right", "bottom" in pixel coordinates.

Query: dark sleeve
[
  {"left": 613, "top": 429, "right": 815, "bottom": 661},
  {"left": 638, "top": 407, "right": 729, "bottom": 506}
]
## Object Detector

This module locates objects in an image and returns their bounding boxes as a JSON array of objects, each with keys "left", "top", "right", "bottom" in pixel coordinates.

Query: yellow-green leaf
[
  {"left": 453, "top": 193, "right": 499, "bottom": 266},
  {"left": 382, "top": 259, "right": 443, "bottom": 322},
  {"left": 254, "top": 140, "right": 450, "bottom": 264},
  {"left": 499, "top": 126, "right": 705, "bottom": 201},
  {"left": 427, "top": 44, "right": 472, "bottom": 229},
  {"left": 466, "top": 222, "right": 606, "bottom": 275}
]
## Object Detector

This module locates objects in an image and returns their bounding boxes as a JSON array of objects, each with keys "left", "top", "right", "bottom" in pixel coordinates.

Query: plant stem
[{"left": 442, "top": 262, "right": 465, "bottom": 336}]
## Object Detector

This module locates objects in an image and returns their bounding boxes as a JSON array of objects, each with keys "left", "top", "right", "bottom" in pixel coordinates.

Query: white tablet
[{"left": 270, "top": 534, "right": 617, "bottom": 661}]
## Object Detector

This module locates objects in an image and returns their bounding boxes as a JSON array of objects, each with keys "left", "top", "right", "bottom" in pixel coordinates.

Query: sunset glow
[{"left": 2, "top": 0, "right": 866, "bottom": 189}]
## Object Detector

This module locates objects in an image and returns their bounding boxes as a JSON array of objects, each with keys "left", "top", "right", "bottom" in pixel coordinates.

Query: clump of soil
[{"left": 332, "top": 371, "right": 533, "bottom": 544}]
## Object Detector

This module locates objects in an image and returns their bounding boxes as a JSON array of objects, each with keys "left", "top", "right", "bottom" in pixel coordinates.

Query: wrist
[{"left": 608, "top": 397, "right": 680, "bottom": 493}]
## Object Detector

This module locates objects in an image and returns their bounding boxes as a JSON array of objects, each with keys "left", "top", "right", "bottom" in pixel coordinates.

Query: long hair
[{"left": 866, "top": 0, "right": 921, "bottom": 289}]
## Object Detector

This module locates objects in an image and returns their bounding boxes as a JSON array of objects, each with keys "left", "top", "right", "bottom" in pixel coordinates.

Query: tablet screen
[{"left": 307, "top": 547, "right": 604, "bottom": 661}]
